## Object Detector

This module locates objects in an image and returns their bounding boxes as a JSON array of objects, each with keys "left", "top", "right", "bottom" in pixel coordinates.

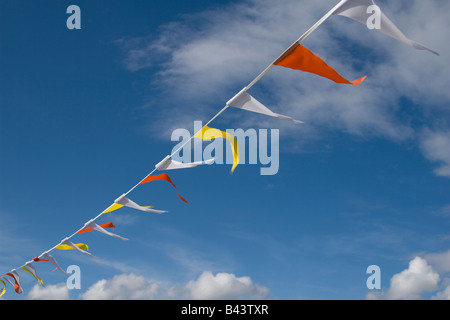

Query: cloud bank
[
  {"left": 27, "top": 271, "right": 269, "bottom": 300},
  {"left": 81, "top": 271, "right": 268, "bottom": 300},
  {"left": 420, "top": 129, "right": 450, "bottom": 178}
]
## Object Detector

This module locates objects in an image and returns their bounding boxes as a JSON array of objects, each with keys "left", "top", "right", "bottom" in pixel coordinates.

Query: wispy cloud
[
  {"left": 0, "top": 213, "right": 44, "bottom": 273},
  {"left": 420, "top": 129, "right": 450, "bottom": 178}
]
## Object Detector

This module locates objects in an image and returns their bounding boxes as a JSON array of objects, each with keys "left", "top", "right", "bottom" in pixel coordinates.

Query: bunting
[
  {"left": 2, "top": 275, "right": 17, "bottom": 294},
  {"left": 33, "top": 256, "right": 49, "bottom": 262},
  {"left": 0, "top": 278, "right": 6, "bottom": 298},
  {"left": 139, "top": 173, "right": 188, "bottom": 203},
  {"left": 55, "top": 242, "right": 89, "bottom": 251},
  {"left": 2, "top": 273, "right": 16, "bottom": 294},
  {"left": 101, "top": 203, "right": 125, "bottom": 214},
  {"left": 36, "top": 252, "right": 67, "bottom": 275},
  {"left": 77, "top": 222, "right": 116, "bottom": 234},
  {"left": 56, "top": 239, "right": 94, "bottom": 257},
  {"left": 332, "top": 0, "right": 439, "bottom": 55},
  {"left": 21, "top": 263, "right": 44, "bottom": 287},
  {"left": 79, "top": 220, "right": 128, "bottom": 241},
  {"left": 0, "top": 0, "right": 437, "bottom": 297},
  {"left": 193, "top": 126, "right": 240, "bottom": 173},
  {"left": 274, "top": 43, "right": 366, "bottom": 85},
  {"left": 227, "top": 88, "right": 303, "bottom": 124},
  {"left": 111, "top": 194, "right": 167, "bottom": 214},
  {"left": 6, "top": 271, "right": 23, "bottom": 294},
  {"left": 155, "top": 155, "right": 215, "bottom": 171}
]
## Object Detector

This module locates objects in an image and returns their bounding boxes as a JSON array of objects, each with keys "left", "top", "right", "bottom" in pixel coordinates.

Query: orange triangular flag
[
  {"left": 139, "top": 173, "right": 188, "bottom": 204},
  {"left": 274, "top": 43, "right": 366, "bottom": 85},
  {"left": 76, "top": 222, "right": 116, "bottom": 234},
  {"left": 6, "top": 271, "right": 22, "bottom": 294}
]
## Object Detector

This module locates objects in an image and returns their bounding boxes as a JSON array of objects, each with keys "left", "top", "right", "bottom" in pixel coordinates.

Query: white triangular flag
[
  {"left": 155, "top": 155, "right": 215, "bottom": 171},
  {"left": 114, "top": 194, "right": 167, "bottom": 214},
  {"left": 22, "top": 262, "right": 44, "bottom": 287},
  {"left": 42, "top": 252, "right": 67, "bottom": 275},
  {"left": 227, "top": 88, "right": 303, "bottom": 124},
  {"left": 84, "top": 220, "right": 128, "bottom": 241},
  {"left": 332, "top": 0, "right": 438, "bottom": 55},
  {"left": 60, "top": 238, "right": 95, "bottom": 258}
]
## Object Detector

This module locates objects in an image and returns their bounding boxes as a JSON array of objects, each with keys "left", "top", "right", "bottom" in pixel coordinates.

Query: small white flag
[
  {"left": 114, "top": 194, "right": 167, "bottom": 214},
  {"left": 227, "top": 88, "right": 303, "bottom": 124},
  {"left": 41, "top": 252, "right": 67, "bottom": 275},
  {"left": 84, "top": 220, "right": 129, "bottom": 241},
  {"left": 60, "top": 238, "right": 95, "bottom": 258},
  {"left": 332, "top": 0, "right": 438, "bottom": 55},
  {"left": 155, "top": 155, "right": 215, "bottom": 171},
  {"left": 22, "top": 262, "right": 44, "bottom": 287}
]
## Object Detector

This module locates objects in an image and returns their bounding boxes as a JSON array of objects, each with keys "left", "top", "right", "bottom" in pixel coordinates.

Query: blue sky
[{"left": 1, "top": 0, "right": 450, "bottom": 300}]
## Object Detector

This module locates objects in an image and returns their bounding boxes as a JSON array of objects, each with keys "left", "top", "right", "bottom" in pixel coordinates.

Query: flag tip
[{"left": 351, "top": 75, "right": 367, "bottom": 85}]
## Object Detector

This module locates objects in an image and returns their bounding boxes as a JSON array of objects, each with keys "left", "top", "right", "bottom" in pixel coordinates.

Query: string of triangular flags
[{"left": 0, "top": 0, "right": 437, "bottom": 297}]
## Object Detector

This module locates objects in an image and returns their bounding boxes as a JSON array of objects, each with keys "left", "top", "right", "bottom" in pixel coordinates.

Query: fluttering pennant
[
  {"left": 227, "top": 88, "right": 303, "bottom": 124},
  {"left": 332, "top": 0, "right": 438, "bottom": 55},
  {"left": 33, "top": 257, "right": 48, "bottom": 262},
  {"left": 155, "top": 155, "right": 215, "bottom": 171},
  {"left": 77, "top": 220, "right": 128, "bottom": 240},
  {"left": 0, "top": 278, "right": 6, "bottom": 297},
  {"left": 101, "top": 203, "right": 125, "bottom": 214},
  {"left": 77, "top": 222, "right": 116, "bottom": 234},
  {"left": 193, "top": 126, "right": 240, "bottom": 173},
  {"left": 56, "top": 239, "right": 94, "bottom": 257},
  {"left": 21, "top": 263, "right": 44, "bottom": 287},
  {"left": 6, "top": 270, "right": 23, "bottom": 294},
  {"left": 274, "top": 43, "right": 367, "bottom": 85},
  {"left": 34, "top": 253, "right": 67, "bottom": 275},
  {"left": 102, "top": 194, "right": 168, "bottom": 214},
  {"left": 2, "top": 275, "right": 16, "bottom": 294},
  {"left": 139, "top": 173, "right": 188, "bottom": 204},
  {"left": 55, "top": 242, "right": 89, "bottom": 251}
]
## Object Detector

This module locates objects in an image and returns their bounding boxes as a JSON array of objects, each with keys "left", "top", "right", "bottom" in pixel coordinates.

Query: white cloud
[
  {"left": 118, "top": 0, "right": 450, "bottom": 176},
  {"left": 366, "top": 256, "right": 441, "bottom": 300},
  {"left": 432, "top": 281, "right": 450, "bottom": 300},
  {"left": 386, "top": 257, "right": 440, "bottom": 300},
  {"left": 420, "top": 129, "right": 450, "bottom": 178},
  {"left": 80, "top": 271, "right": 269, "bottom": 300},
  {"left": 167, "top": 271, "right": 269, "bottom": 300},
  {"left": 80, "top": 273, "right": 161, "bottom": 300},
  {"left": 28, "top": 283, "right": 70, "bottom": 300},
  {"left": 424, "top": 250, "right": 450, "bottom": 274}
]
